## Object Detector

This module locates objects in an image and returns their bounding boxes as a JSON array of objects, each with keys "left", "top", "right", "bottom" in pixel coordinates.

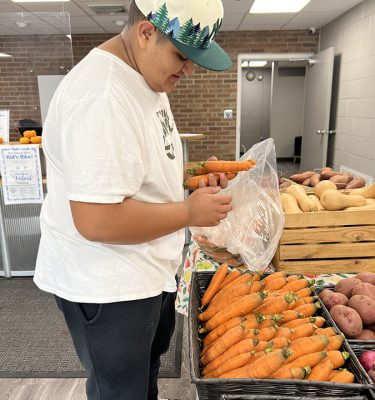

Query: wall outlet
[{"left": 224, "top": 109, "right": 233, "bottom": 119}]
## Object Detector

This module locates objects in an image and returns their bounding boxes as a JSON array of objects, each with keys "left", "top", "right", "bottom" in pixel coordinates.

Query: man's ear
[{"left": 137, "top": 21, "right": 156, "bottom": 49}]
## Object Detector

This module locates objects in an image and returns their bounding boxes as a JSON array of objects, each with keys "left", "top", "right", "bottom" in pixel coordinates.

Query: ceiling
[{"left": 0, "top": 0, "right": 364, "bottom": 36}]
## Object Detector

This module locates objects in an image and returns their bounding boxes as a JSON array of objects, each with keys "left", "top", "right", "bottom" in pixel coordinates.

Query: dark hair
[{"left": 128, "top": 0, "right": 169, "bottom": 44}]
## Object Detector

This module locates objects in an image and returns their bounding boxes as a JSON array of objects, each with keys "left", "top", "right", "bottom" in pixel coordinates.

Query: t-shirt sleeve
[{"left": 60, "top": 96, "right": 145, "bottom": 203}]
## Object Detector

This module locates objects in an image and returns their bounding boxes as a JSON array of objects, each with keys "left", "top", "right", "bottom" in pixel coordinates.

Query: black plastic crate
[
  {"left": 189, "top": 271, "right": 372, "bottom": 400},
  {"left": 220, "top": 394, "right": 374, "bottom": 400}
]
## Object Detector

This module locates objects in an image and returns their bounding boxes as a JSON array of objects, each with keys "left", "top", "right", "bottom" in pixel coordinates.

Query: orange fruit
[
  {"left": 23, "top": 130, "right": 37, "bottom": 138},
  {"left": 20, "top": 137, "right": 30, "bottom": 144},
  {"left": 30, "top": 136, "right": 42, "bottom": 144}
]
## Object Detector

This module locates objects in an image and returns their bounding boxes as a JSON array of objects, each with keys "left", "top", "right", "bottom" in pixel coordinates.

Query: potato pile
[
  {"left": 289, "top": 167, "right": 366, "bottom": 190},
  {"left": 280, "top": 180, "right": 375, "bottom": 212},
  {"left": 319, "top": 272, "right": 375, "bottom": 340}
]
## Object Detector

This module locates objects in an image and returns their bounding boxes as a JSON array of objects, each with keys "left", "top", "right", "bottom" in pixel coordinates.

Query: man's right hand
[{"left": 185, "top": 186, "right": 232, "bottom": 227}]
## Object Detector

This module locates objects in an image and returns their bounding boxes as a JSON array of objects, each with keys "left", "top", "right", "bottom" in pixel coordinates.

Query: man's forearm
[{"left": 70, "top": 198, "right": 190, "bottom": 245}]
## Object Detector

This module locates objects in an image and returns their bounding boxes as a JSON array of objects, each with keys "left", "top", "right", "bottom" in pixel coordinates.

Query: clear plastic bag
[{"left": 190, "top": 138, "right": 284, "bottom": 271}]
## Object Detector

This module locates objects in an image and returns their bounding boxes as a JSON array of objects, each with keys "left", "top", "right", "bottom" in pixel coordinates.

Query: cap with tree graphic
[{"left": 134, "top": 0, "right": 231, "bottom": 71}]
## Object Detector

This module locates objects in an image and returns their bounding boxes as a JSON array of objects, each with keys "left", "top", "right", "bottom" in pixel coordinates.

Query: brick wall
[{"left": 1, "top": 31, "right": 318, "bottom": 159}]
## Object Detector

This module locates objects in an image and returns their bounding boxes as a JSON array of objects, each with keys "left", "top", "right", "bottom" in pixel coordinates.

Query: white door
[{"left": 300, "top": 47, "right": 335, "bottom": 171}]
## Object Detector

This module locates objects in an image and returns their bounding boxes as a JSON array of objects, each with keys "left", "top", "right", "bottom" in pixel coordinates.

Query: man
[{"left": 34, "top": 0, "right": 232, "bottom": 398}]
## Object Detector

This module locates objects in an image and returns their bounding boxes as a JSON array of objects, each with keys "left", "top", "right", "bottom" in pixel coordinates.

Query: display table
[{"left": 175, "top": 239, "right": 355, "bottom": 316}]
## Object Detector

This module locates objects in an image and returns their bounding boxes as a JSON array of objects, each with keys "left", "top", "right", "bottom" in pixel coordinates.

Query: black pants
[{"left": 55, "top": 290, "right": 176, "bottom": 400}]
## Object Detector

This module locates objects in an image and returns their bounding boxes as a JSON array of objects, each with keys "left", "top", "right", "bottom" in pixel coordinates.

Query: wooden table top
[{"left": 179, "top": 133, "right": 205, "bottom": 141}]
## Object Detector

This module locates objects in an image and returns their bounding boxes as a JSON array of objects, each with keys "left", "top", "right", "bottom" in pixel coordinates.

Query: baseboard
[{"left": 276, "top": 157, "right": 294, "bottom": 162}]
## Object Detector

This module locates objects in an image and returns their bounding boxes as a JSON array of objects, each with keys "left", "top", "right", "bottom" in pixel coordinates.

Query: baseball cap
[{"left": 134, "top": 0, "right": 232, "bottom": 71}]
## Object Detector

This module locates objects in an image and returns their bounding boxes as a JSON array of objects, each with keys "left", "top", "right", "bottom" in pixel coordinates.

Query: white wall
[
  {"left": 270, "top": 67, "right": 305, "bottom": 158},
  {"left": 320, "top": 0, "right": 375, "bottom": 178}
]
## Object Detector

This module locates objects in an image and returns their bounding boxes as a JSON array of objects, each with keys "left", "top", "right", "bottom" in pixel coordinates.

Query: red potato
[
  {"left": 352, "top": 283, "right": 375, "bottom": 301},
  {"left": 334, "top": 277, "right": 362, "bottom": 298},
  {"left": 319, "top": 289, "right": 349, "bottom": 310},
  {"left": 330, "top": 305, "right": 363, "bottom": 338},
  {"left": 356, "top": 272, "right": 375, "bottom": 285},
  {"left": 355, "top": 329, "right": 375, "bottom": 340},
  {"left": 348, "top": 295, "right": 375, "bottom": 326}
]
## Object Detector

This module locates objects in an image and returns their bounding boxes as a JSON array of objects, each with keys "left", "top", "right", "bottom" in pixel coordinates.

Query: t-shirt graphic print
[{"left": 156, "top": 109, "right": 175, "bottom": 160}]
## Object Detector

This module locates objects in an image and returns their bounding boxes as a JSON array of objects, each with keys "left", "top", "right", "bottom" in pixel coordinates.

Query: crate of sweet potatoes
[{"left": 189, "top": 269, "right": 371, "bottom": 400}]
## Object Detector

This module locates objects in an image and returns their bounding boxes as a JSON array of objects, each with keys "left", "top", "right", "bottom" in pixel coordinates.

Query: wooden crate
[{"left": 273, "top": 209, "right": 375, "bottom": 274}]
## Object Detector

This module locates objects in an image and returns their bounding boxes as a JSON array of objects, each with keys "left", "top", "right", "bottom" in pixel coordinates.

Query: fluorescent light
[
  {"left": 249, "top": 60, "right": 267, "bottom": 67},
  {"left": 0, "top": 53, "right": 12, "bottom": 58},
  {"left": 250, "top": 0, "right": 311, "bottom": 13},
  {"left": 12, "top": 0, "right": 69, "bottom": 2}
]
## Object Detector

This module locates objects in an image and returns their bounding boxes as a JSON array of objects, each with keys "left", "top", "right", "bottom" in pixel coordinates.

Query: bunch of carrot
[
  {"left": 197, "top": 265, "right": 355, "bottom": 383},
  {"left": 183, "top": 159, "right": 256, "bottom": 190}
]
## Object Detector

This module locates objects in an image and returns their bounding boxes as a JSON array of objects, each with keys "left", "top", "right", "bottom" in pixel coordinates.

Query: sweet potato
[
  {"left": 355, "top": 329, "right": 375, "bottom": 340},
  {"left": 348, "top": 295, "right": 375, "bottom": 326},
  {"left": 320, "top": 169, "right": 340, "bottom": 180},
  {"left": 330, "top": 305, "right": 363, "bottom": 338},
  {"left": 352, "top": 283, "right": 375, "bottom": 301},
  {"left": 346, "top": 177, "right": 366, "bottom": 189},
  {"left": 302, "top": 178, "right": 311, "bottom": 186},
  {"left": 334, "top": 277, "right": 362, "bottom": 298},
  {"left": 356, "top": 272, "right": 375, "bottom": 285},
  {"left": 309, "top": 173, "right": 321, "bottom": 187},
  {"left": 320, "top": 290, "right": 349, "bottom": 310},
  {"left": 289, "top": 171, "right": 315, "bottom": 184},
  {"left": 329, "top": 174, "right": 353, "bottom": 185}
]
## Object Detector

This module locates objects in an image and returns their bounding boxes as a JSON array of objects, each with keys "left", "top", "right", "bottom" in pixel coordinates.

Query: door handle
[
  {"left": 316, "top": 129, "right": 328, "bottom": 135},
  {"left": 328, "top": 130, "right": 336, "bottom": 135}
]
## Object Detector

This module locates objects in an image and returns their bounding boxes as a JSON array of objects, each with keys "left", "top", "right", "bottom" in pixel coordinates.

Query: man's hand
[{"left": 185, "top": 186, "right": 232, "bottom": 227}]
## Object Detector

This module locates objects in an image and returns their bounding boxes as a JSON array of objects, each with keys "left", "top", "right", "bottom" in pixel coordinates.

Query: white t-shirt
[{"left": 34, "top": 48, "right": 185, "bottom": 303}]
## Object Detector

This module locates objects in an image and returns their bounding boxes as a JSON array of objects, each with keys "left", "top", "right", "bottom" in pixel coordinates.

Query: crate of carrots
[{"left": 189, "top": 267, "right": 372, "bottom": 400}]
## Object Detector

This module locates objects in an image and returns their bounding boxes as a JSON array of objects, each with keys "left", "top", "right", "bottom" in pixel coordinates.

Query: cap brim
[{"left": 169, "top": 37, "right": 232, "bottom": 71}]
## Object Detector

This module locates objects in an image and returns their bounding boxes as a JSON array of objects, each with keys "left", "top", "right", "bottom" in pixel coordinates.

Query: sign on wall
[
  {"left": 0, "top": 109, "right": 10, "bottom": 143},
  {"left": 0, "top": 145, "right": 44, "bottom": 205}
]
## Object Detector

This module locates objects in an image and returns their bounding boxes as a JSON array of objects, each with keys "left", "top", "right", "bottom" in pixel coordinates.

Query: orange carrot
[
  {"left": 254, "top": 293, "right": 295, "bottom": 315},
  {"left": 307, "top": 358, "right": 333, "bottom": 381},
  {"left": 202, "top": 338, "right": 258, "bottom": 376},
  {"left": 329, "top": 369, "right": 355, "bottom": 383},
  {"left": 327, "top": 350, "right": 350, "bottom": 368},
  {"left": 203, "top": 159, "right": 256, "bottom": 173},
  {"left": 201, "top": 316, "right": 247, "bottom": 345},
  {"left": 280, "top": 309, "right": 305, "bottom": 323},
  {"left": 325, "top": 334, "right": 345, "bottom": 351},
  {"left": 264, "top": 276, "right": 288, "bottom": 291},
  {"left": 295, "top": 287, "right": 314, "bottom": 298},
  {"left": 219, "top": 348, "right": 292, "bottom": 379},
  {"left": 273, "top": 326, "right": 293, "bottom": 339},
  {"left": 293, "top": 296, "right": 315, "bottom": 308},
  {"left": 249, "top": 279, "right": 266, "bottom": 293},
  {"left": 204, "top": 351, "right": 254, "bottom": 378},
  {"left": 293, "top": 302, "right": 320, "bottom": 317},
  {"left": 257, "top": 325, "right": 278, "bottom": 342},
  {"left": 288, "top": 334, "right": 330, "bottom": 362},
  {"left": 205, "top": 291, "right": 267, "bottom": 331},
  {"left": 186, "top": 163, "right": 208, "bottom": 176},
  {"left": 263, "top": 337, "right": 291, "bottom": 350},
  {"left": 210, "top": 273, "right": 254, "bottom": 305},
  {"left": 284, "top": 316, "right": 325, "bottom": 329},
  {"left": 284, "top": 351, "right": 327, "bottom": 370},
  {"left": 200, "top": 324, "right": 259, "bottom": 365},
  {"left": 201, "top": 263, "right": 228, "bottom": 306},
  {"left": 314, "top": 327, "right": 338, "bottom": 337},
  {"left": 184, "top": 172, "right": 237, "bottom": 190},
  {"left": 200, "top": 280, "right": 255, "bottom": 321},
  {"left": 218, "top": 270, "right": 241, "bottom": 290},
  {"left": 328, "top": 369, "right": 340, "bottom": 380},
  {"left": 289, "top": 322, "right": 317, "bottom": 340},
  {"left": 279, "top": 278, "right": 314, "bottom": 294},
  {"left": 271, "top": 365, "right": 311, "bottom": 380},
  {"left": 262, "top": 271, "right": 286, "bottom": 284},
  {"left": 285, "top": 275, "right": 303, "bottom": 283}
]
